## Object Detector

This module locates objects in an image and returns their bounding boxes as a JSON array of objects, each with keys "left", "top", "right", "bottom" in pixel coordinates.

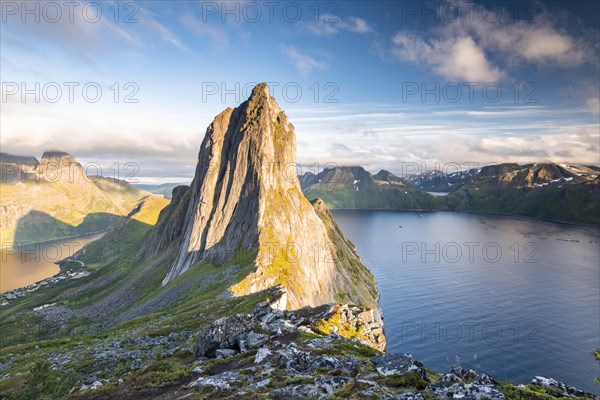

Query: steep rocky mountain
[
  {"left": 139, "top": 83, "right": 379, "bottom": 311},
  {"left": 0, "top": 84, "right": 388, "bottom": 399},
  {"left": 404, "top": 168, "right": 478, "bottom": 193},
  {"left": 446, "top": 163, "right": 600, "bottom": 224},
  {"left": 300, "top": 166, "right": 439, "bottom": 210},
  {"left": 0, "top": 151, "right": 150, "bottom": 246}
]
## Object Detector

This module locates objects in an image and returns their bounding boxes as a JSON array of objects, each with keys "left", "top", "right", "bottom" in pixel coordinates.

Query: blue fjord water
[{"left": 332, "top": 210, "right": 600, "bottom": 393}]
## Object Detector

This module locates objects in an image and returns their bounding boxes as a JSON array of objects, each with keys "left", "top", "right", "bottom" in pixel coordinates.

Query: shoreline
[
  {"left": 328, "top": 207, "right": 600, "bottom": 228},
  {"left": 0, "top": 230, "right": 109, "bottom": 251},
  {"left": 0, "top": 233, "right": 104, "bottom": 295}
]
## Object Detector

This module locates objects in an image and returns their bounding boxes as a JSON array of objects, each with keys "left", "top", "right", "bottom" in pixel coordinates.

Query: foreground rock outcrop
[
  {"left": 48, "top": 301, "right": 596, "bottom": 400},
  {"left": 140, "top": 83, "right": 380, "bottom": 312},
  {"left": 194, "top": 299, "right": 386, "bottom": 355},
  {"left": 183, "top": 303, "right": 597, "bottom": 400}
]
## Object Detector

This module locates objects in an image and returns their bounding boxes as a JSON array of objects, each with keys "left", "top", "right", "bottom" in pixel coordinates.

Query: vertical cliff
[{"left": 144, "top": 83, "right": 380, "bottom": 312}]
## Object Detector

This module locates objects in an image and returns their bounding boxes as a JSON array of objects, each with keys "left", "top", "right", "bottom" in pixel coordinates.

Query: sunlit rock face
[
  {"left": 37, "top": 151, "right": 86, "bottom": 183},
  {"left": 153, "top": 83, "right": 380, "bottom": 313}
]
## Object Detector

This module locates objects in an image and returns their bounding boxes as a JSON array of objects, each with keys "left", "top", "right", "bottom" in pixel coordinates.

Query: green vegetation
[
  {"left": 381, "top": 372, "right": 428, "bottom": 389},
  {"left": 1, "top": 176, "right": 150, "bottom": 246},
  {"left": 303, "top": 184, "right": 439, "bottom": 211},
  {"left": 0, "top": 360, "right": 78, "bottom": 400},
  {"left": 127, "top": 359, "right": 192, "bottom": 389},
  {"left": 333, "top": 380, "right": 379, "bottom": 399},
  {"left": 312, "top": 309, "right": 360, "bottom": 338}
]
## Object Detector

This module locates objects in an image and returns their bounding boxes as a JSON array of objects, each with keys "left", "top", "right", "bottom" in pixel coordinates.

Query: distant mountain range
[
  {"left": 300, "top": 163, "right": 600, "bottom": 224},
  {"left": 446, "top": 163, "right": 600, "bottom": 224},
  {"left": 0, "top": 151, "right": 150, "bottom": 246},
  {"left": 300, "top": 166, "right": 438, "bottom": 210},
  {"left": 404, "top": 168, "right": 478, "bottom": 193}
]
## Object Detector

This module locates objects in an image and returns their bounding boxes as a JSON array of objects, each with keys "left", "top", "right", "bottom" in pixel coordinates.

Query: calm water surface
[
  {"left": 332, "top": 210, "right": 600, "bottom": 393},
  {"left": 0, "top": 233, "right": 104, "bottom": 293}
]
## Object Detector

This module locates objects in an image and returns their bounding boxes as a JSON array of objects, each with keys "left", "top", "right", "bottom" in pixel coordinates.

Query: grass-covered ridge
[{"left": 0, "top": 176, "right": 150, "bottom": 247}]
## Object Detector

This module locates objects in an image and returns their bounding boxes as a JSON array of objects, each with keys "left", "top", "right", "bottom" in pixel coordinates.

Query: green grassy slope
[{"left": 0, "top": 177, "right": 150, "bottom": 247}]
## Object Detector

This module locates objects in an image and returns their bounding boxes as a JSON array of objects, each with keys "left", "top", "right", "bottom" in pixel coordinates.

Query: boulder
[
  {"left": 194, "top": 314, "right": 255, "bottom": 357},
  {"left": 372, "top": 353, "right": 426, "bottom": 379},
  {"left": 215, "top": 349, "right": 238, "bottom": 359},
  {"left": 277, "top": 344, "right": 312, "bottom": 372},
  {"left": 531, "top": 376, "right": 592, "bottom": 398},
  {"left": 428, "top": 368, "right": 505, "bottom": 400},
  {"left": 192, "top": 371, "right": 240, "bottom": 390},
  {"left": 254, "top": 347, "right": 272, "bottom": 364}
]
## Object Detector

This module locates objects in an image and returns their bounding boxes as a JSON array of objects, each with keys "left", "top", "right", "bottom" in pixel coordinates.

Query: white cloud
[
  {"left": 387, "top": 1, "right": 591, "bottom": 82},
  {"left": 139, "top": 9, "right": 191, "bottom": 53},
  {"left": 291, "top": 104, "right": 600, "bottom": 171},
  {"left": 391, "top": 34, "right": 504, "bottom": 81},
  {"left": 305, "top": 15, "right": 373, "bottom": 36},
  {"left": 283, "top": 47, "right": 329, "bottom": 77},
  {"left": 438, "top": 37, "right": 504, "bottom": 81},
  {"left": 345, "top": 17, "right": 372, "bottom": 33},
  {"left": 467, "top": 19, "right": 588, "bottom": 67},
  {"left": 585, "top": 98, "right": 600, "bottom": 114}
]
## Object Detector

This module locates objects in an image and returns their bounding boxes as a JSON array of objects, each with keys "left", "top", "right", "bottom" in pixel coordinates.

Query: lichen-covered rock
[
  {"left": 194, "top": 314, "right": 255, "bottom": 357},
  {"left": 215, "top": 349, "right": 238, "bottom": 358},
  {"left": 191, "top": 371, "right": 240, "bottom": 390},
  {"left": 372, "top": 353, "right": 426, "bottom": 379},
  {"left": 531, "top": 376, "right": 594, "bottom": 398},
  {"left": 239, "top": 331, "right": 268, "bottom": 352},
  {"left": 312, "top": 304, "right": 386, "bottom": 351},
  {"left": 315, "top": 375, "right": 355, "bottom": 395},
  {"left": 254, "top": 347, "right": 272, "bottom": 364},
  {"left": 273, "top": 383, "right": 324, "bottom": 399},
  {"left": 195, "top": 300, "right": 385, "bottom": 361},
  {"left": 428, "top": 366, "right": 505, "bottom": 400},
  {"left": 277, "top": 344, "right": 312, "bottom": 372}
]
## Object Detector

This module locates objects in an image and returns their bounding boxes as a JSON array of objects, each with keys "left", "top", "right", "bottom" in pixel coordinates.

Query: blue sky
[{"left": 1, "top": 0, "right": 599, "bottom": 183}]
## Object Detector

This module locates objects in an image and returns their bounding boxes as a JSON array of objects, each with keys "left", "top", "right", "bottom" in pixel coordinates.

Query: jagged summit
[
  {"left": 374, "top": 169, "right": 403, "bottom": 183},
  {"left": 141, "top": 83, "right": 380, "bottom": 312}
]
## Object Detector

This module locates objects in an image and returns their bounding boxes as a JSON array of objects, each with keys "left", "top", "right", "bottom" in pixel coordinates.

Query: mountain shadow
[{"left": 12, "top": 210, "right": 127, "bottom": 246}]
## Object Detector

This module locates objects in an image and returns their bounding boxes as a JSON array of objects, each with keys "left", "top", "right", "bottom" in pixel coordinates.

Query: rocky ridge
[{"left": 18, "top": 300, "right": 592, "bottom": 400}]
